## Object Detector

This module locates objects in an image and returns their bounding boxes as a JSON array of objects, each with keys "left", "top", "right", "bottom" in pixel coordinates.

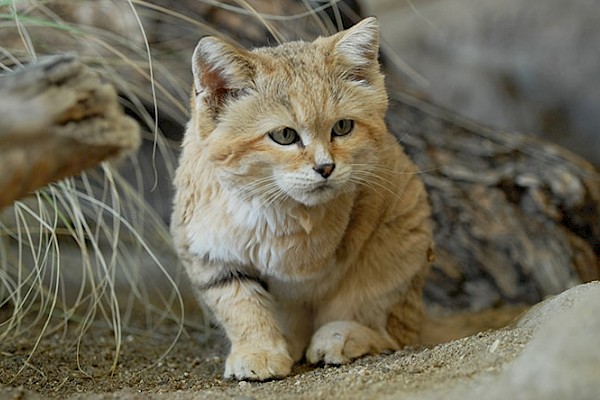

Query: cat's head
[{"left": 190, "top": 17, "right": 389, "bottom": 207}]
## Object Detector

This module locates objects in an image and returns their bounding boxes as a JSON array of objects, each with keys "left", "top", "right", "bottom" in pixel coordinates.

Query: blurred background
[{"left": 367, "top": 0, "right": 600, "bottom": 167}]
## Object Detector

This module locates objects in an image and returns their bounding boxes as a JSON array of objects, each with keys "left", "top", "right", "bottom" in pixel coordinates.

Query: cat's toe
[
  {"left": 307, "top": 321, "right": 392, "bottom": 365},
  {"left": 306, "top": 334, "right": 350, "bottom": 365},
  {"left": 306, "top": 321, "right": 362, "bottom": 365},
  {"left": 224, "top": 347, "right": 293, "bottom": 381}
]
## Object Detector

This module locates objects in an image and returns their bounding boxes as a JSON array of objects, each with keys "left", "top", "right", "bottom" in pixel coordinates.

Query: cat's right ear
[
  {"left": 331, "top": 17, "right": 380, "bottom": 84},
  {"left": 191, "top": 37, "right": 254, "bottom": 105}
]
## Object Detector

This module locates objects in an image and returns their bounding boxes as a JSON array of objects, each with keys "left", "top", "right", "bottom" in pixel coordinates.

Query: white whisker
[{"left": 351, "top": 163, "right": 439, "bottom": 176}]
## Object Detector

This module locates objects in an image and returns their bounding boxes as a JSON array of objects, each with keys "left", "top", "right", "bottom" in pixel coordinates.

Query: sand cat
[{"left": 171, "top": 17, "right": 433, "bottom": 380}]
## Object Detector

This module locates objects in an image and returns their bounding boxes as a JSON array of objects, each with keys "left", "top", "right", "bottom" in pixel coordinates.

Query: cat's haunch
[{"left": 171, "top": 17, "right": 433, "bottom": 381}]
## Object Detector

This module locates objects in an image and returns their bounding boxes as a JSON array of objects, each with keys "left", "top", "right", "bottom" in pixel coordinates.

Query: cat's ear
[
  {"left": 332, "top": 17, "right": 380, "bottom": 81},
  {"left": 191, "top": 37, "right": 254, "bottom": 102}
]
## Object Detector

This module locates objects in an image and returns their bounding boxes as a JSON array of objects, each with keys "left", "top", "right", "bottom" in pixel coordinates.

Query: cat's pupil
[
  {"left": 332, "top": 119, "right": 354, "bottom": 137},
  {"left": 283, "top": 128, "right": 294, "bottom": 140}
]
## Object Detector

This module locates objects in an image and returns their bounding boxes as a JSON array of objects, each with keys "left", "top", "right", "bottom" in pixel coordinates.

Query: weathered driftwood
[
  {"left": 388, "top": 91, "right": 600, "bottom": 311},
  {"left": 0, "top": 55, "right": 140, "bottom": 210}
]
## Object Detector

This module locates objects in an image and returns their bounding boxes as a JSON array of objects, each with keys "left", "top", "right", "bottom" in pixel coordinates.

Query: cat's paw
[
  {"left": 224, "top": 346, "right": 293, "bottom": 381},
  {"left": 306, "top": 321, "right": 391, "bottom": 365}
]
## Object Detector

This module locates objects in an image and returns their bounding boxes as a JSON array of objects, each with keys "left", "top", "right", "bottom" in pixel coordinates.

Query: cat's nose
[{"left": 313, "top": 163, "right": 336, "bottom": 179}]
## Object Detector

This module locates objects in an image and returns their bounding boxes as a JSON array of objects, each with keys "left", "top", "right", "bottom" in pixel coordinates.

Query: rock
[
  {"left": 428, "top": 281, "right": 600, "bottom": 400},
  {"left": 487, "top": 281, "right": 600, "bottom": 399}
]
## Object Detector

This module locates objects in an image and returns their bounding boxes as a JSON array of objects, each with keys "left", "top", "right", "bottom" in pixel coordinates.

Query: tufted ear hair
[
  {"left": 332, "top": 17, "right": 380, "bottom": 82},
  {"left": 191, "top": 37, "right": 254, "bottom": 109}
]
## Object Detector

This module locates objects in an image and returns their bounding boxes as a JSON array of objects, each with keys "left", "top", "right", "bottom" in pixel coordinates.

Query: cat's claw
[
  {"left": 306, "top": 321, "right": 390, "bottom": 365},
  {"left": 224, "top": 347, "right": 293, "bottom": 381}
]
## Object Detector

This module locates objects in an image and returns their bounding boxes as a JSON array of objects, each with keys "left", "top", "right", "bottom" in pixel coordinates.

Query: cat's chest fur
[{"left": 185, "top": 183, "right": 353, "bottom": 281}]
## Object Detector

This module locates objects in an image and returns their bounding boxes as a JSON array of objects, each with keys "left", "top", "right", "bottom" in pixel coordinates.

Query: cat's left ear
[
  {"left": 191, "top": 37, "right": 254, "bottom": 104},
  {"left": 332, "top": 17, "right": 380, "bottom": 73}
]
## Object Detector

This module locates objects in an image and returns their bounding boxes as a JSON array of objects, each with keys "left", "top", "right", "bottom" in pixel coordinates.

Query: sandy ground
[
  {"left": 2, "top": 283, "right": 600, "bottom": 399},
  {"left": 0, "top": 311, "right": 528, "bottom": 400}
]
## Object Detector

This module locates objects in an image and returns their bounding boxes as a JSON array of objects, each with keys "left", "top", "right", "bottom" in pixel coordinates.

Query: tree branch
[
  {"left": 388, "top": 91, "right": 600, "bottom": 310},
  {"left": 0, "top": 55, "right": 140, "bottom": 210}
]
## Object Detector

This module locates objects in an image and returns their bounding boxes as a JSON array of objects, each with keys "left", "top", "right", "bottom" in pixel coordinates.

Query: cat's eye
[
  {"left": 269, "top": 127, "right": 300, "bottom": 146},
  {"left": 332, "top": 119, "right": 354, "bottom": 137}
]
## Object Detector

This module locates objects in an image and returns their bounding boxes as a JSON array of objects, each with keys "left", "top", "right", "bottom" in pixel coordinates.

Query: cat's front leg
[{"left": 191, "top": 265, "right": 293, "bottom": 380}]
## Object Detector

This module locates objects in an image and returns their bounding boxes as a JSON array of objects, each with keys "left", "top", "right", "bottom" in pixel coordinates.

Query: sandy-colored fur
[{"left": 171, "top": 17, "right": 433, "bottom": 380}]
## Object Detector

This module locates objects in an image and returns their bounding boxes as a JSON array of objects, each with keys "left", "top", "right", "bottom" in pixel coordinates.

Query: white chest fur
[{"left": 185, "top": 191, "right": 340, "bottom": 280}]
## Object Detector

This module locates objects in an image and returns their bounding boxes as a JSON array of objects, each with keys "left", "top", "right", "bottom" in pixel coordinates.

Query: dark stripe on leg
[{"left": 199, "top": 269, "right": 268, "bottom": 292}]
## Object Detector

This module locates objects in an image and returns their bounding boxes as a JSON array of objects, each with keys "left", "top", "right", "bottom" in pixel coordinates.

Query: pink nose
[{"left": 313, "top": 163, "right": 335, "bottom": 179}]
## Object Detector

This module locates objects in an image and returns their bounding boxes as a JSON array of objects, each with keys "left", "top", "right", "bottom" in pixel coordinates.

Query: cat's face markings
[
  {"left": 192, "top": 18, "right": 386, "bottom": 207},
  {"left": 266, "top": 122, "right": 359, "bottom": 206}
]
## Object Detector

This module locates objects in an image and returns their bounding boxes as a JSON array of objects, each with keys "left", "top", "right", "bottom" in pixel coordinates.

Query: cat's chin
[{"left": 290, "top": 187, "right": 339, "bottom": 207}]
